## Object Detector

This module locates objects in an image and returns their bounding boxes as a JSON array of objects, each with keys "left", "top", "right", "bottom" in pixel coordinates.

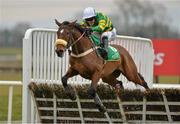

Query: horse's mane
[
  {"left": 62, "top": 21, "right": 84, "bottom": 34},
  {"left": 74, "top": 23, "right": 85, "bottom": 34}
]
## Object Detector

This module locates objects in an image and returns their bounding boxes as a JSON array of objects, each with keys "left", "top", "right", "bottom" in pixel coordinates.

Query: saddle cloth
[{"left": 90, "top": 34, "right": 120, "bottom": 61}]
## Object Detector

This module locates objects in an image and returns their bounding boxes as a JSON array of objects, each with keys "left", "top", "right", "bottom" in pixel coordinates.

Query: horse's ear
[
  {"left": 55, "top": 19, "right": 62, "bottom": 27},
  {"left": 69, "top": 20, "right": 77, "bottom": 27}
]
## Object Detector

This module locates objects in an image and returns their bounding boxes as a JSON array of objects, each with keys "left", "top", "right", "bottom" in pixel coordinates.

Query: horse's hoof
[
  {"left": 87, "top": 87, "right": 96, "bottom": 98},
  {"left": 64, "top": 85, "right": 77, "bottom": 100},
  {"left": 144, "top": 89, "right": 150, "bottom": 95},
  {"left": 96, "top": 104, "right": 107, "bottom": 113},
  {"left": 116, "top": 81, "right": 124, "bottom": 89},
  {"left": 61, "top": 76, "right": 68, "bottom": 87},
  {"left": 115, "top": 81, "right": 124, "bottom": 94}
]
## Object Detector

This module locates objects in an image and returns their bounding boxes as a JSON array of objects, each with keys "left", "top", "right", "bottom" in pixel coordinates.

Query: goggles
[{"left": 85, "top": 17, "right": 95, "bottom": 21}]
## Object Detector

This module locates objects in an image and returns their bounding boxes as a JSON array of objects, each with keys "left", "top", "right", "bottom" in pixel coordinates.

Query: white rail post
[
  {"left": 22, "top": 29, "right": 32, "bottom": 123},
  {"left": 142, "top": 96, "right": 147, "bottom": 123},
  {"left": 162, "top": 91, "right": 173, "bottom": 122},
  {"left": 53, "top": 93, "right": 57, "bottom": 124},
  {"left": 7, "top": 86, "right": 13, "bottom": 124},
  {"left": 76, "top": 92, "right": 85, "bottom": 124},
  {"left": 117, "top": 96, "right": 126, "bottom": 122}
]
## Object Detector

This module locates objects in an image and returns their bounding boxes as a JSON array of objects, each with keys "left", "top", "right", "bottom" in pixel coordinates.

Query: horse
[{"left": 54, "top": 19, "right": 149, "bottom": 111}]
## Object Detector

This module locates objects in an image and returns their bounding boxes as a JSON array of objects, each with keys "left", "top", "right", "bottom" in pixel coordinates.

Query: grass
[
  {"left": 0, "top": 71, "right": 22, "bottom": 81},
  {"left": 159, "top": 76, "right": 180, "bottom": 84},
  {"left": 0, "top": 47, "right": 22, "bottom": 55},
  {"left": 0, "top": 86, "right": 22, "bottom": 121}
]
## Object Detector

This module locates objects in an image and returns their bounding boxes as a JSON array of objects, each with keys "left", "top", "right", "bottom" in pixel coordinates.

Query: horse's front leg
[
  {"left": 87, "top": 71, "right": 107, "bottom": 113},
  {"left": 62, "top": 67, "right": 78, "bottom": 100},
  {"left": 87, "top": 70, "right": 101, "bottom": 98},
  {"left": 62, "top": 67, "right": 78, "bottom": 87}
]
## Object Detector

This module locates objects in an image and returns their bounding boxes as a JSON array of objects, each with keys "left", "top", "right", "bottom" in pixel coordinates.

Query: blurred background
[
  {"left": 0, "top": 0, "right": 180, "bottom": 83},
  {"left": 0, "top": 0, "right": 180, "bottom": 121}
]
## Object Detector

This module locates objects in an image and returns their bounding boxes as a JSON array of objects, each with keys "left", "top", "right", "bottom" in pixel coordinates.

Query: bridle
[
  {"left": 55, "top": 26, "right": 86, "bottom": 52},
  {"left": 55, "top": 25, "right": 100, "bottom": 58},
  {"left": 67, "top": 31, "right": 86, "bottom": 49}
]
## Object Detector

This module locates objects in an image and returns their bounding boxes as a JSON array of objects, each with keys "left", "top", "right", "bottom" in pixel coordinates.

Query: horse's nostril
[
  {"left": 56, "top": 49, "right": 63, "bottom": 53},
  {"left": 56, "top": 49, "right": 64, "bottom": 57},
  {"left": 59, "top": 49, "right": 64, "bottom": 53}
]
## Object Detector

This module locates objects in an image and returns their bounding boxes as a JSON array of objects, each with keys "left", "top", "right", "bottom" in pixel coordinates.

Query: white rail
[
  {"left": 0, "top": 81, "right": 22, "bottom": 124},
  {"left": 153, "top": 84, "right": 180, "bottom": 89}
]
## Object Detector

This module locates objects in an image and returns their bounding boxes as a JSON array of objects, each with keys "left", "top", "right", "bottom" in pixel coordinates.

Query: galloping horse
[{"left": 54, "top": 19, "right": 149, "bottom": 110}]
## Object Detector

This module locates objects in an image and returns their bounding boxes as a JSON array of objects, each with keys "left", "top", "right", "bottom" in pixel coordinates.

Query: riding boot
[{"left": 101, "top": 36, "right": 108, "bottom": 59}]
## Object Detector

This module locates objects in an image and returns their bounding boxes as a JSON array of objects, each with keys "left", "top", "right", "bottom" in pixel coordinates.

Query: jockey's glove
[{"left": 84, "top": 28, "right": 93, "bottom": 36}]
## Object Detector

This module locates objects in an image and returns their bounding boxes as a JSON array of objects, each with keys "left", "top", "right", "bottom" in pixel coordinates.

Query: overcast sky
[{"left": 0, "top": 0, "right": 180, "bottom": 31}]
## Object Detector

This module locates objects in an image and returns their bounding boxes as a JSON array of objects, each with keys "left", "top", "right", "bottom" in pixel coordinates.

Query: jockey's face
[{"left": 85, "top": 17, "right": 95, "bottom": 26}]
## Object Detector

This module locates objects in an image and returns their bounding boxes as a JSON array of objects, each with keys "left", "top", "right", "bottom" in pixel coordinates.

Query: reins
[
  {"left": 58, "top": 25, "right": 102, "bottom": 59},
  {"left": 68, "top": 31, "right": 86, "bottom": 48}
]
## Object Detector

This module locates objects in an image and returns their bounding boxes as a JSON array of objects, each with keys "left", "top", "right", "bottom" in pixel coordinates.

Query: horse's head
[
  {"left": 54, "top": 19, "right": 76, "bottom": 57},
  {"left": 55, "top": 19, "right": 87, "bottom": 57}
]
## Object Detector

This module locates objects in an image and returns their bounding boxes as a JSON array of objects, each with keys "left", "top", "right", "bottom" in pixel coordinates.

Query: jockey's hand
[{"left": 84, "top": 28, "right": 93, "bottom": 36}]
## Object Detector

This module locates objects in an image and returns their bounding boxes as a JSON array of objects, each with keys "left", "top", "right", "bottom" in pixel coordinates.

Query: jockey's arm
[{"left": 91, "top": 20, "right": 106, "bottom": 33}]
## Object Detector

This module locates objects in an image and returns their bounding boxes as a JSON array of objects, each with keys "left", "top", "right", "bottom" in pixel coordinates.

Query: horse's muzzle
[{"left": 55, "top": 49, "right": 64, "bottom": 57}]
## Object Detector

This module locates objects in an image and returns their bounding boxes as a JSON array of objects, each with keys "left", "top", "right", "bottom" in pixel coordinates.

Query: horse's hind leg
[
  {"left": 138, "top": 73, "right": 149, "bottom": 89},
  {"left": 121, "top": 58, "right": 149, "bottom": 90},
  {"left": 128, "top": 72, "right": 149, "bottom": 90},
  {"left": 112, "top": 70, "right": 124, "bottom": 89},
  {"left": 102, "top": 74, "right": 124, "bottom": 93}
]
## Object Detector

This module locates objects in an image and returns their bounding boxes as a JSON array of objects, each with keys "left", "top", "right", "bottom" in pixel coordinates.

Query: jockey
[{"left": 80, "top": 7, "right": 117, "bottom": 58}]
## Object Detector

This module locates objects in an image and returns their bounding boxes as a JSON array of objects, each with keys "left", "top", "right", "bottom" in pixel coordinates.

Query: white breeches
[{"left": 101, "top": 28, "right": 117, "bottom": 41}]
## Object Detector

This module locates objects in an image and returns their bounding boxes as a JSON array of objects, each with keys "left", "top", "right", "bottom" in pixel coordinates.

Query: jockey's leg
[
  {"left": 101, "top": 36, "right": 108, "bottom": 59},
  {"left": 102, "top": 36, "right": 109, "bottom": 53},
  {"left": 101, "top": 29, "right": 116, "bottom": 59}
]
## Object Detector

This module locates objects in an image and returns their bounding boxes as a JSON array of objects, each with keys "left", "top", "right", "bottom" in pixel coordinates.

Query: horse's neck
[{"left": 71, "top": 32, "right": 92, "bottom": 55}]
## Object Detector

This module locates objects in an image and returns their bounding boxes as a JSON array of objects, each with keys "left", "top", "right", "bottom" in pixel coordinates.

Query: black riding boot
[{"left": 101, "top": 36, "right": 109, "bottom": 59}]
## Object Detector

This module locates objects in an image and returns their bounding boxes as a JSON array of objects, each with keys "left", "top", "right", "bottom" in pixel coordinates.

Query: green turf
[
  {"left": 159, "top": 76, "right": 180, "bottom": 84},
  {"left": 0, "top": 71, "right": 22, "bottom": 81},
  {"left": 0, "top": 86, "right": 22, "bottom": 121},
  {"left": 0, "top": 47, "right": 22, "bottom": 55}
]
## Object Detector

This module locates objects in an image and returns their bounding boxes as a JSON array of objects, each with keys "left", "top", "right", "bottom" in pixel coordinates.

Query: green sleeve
[{"left": 91, "top": 26, "right": 103, "bottom": 33}]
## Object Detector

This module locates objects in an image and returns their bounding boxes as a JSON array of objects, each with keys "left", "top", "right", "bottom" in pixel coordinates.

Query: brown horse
[{"left": 54, "top": 19, "right": 149, "bottom": 107}]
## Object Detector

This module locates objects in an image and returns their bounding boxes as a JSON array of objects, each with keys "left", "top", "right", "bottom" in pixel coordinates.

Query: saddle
[{"left": 90, "top": 35, "right": 120, "bottom": 61}]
